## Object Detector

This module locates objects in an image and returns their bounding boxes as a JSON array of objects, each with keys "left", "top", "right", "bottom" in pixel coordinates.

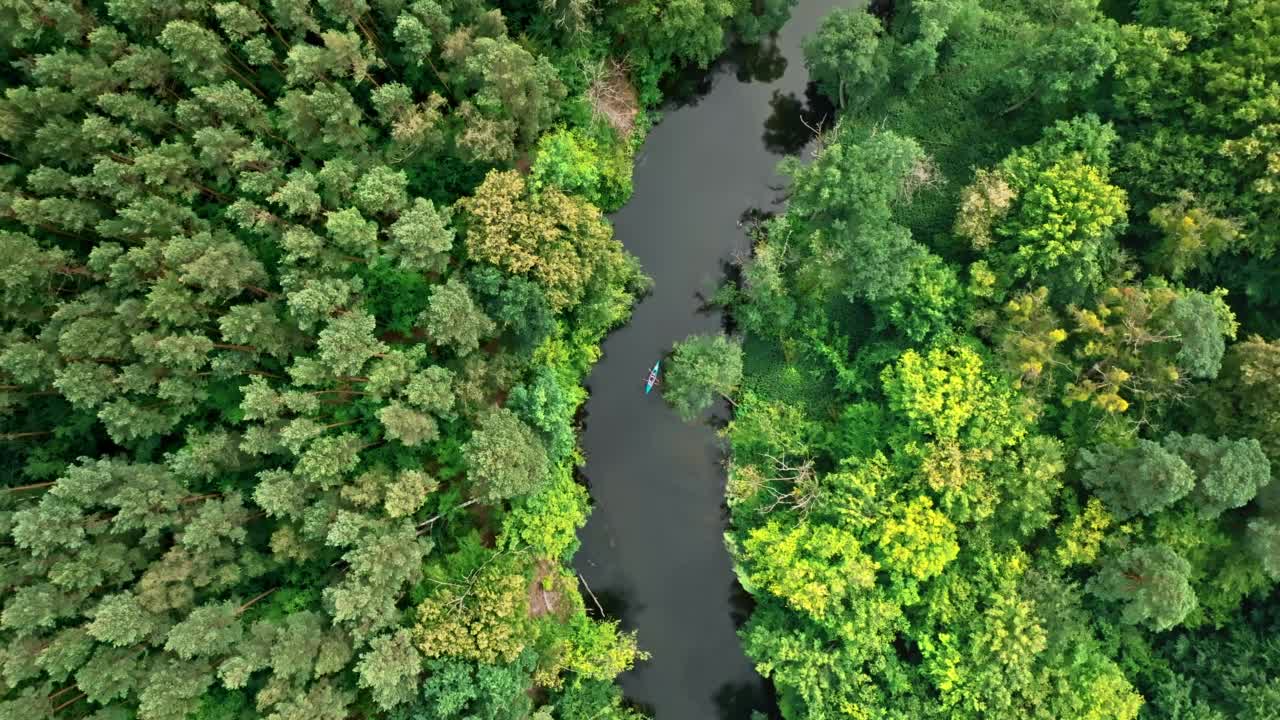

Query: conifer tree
[{"left": 0, "top": 1, "right": 648, "bottom": 716}]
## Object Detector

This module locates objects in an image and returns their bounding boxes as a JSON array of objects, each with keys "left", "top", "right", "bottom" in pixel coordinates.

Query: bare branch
[
  {"left": 578, "top": 571, "right": 606, "bottom": 618},
  {"left": 416, "top": 498, "right": 480, "bottom": 532}
]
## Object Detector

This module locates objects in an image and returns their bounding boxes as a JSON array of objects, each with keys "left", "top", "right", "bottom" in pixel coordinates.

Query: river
[{"left": 572, "top": 3, "right": 840, "bottom": 718}]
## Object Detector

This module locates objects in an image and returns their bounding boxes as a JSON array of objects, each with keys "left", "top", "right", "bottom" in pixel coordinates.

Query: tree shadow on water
[
  {"left": 713, "top": 680, "right": 783, "bottom": 720},
  {"left": 660, "top": 35, "right": 789, "bottom": 109},
  {"left": 762, "top": 81, "right": 836, "bottom": 155},
  {"left": 583, "top": 582, "right": 642, "bottom": 627},
  {"left": 660, "top": 60, "right": 720, "bottom": 109},
  {"left": 693, "top": 253, "right": 746, "bottom": 319},
  {"left": 739, "top": 206, "right": 778, "bottom": 228},
  {"left": 727, "top": 578, "right": 758, "bottom": 630},
  {"left": 724, "top": 36, "right": 788, "bottom": 84}
]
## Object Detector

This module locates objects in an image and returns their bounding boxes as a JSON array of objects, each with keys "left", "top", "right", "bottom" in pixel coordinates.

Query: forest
[
  {"left": 664, "top": 0, "right": 1280, "bottom": 717},
  {"left": 0, "top": 1, "right": 794, "bottom": 719},
  {"left": 3, "top": 0, "right": 1278, "bottom": 719}
]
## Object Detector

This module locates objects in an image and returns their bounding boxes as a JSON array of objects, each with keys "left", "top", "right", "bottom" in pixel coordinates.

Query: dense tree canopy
[
  {"left": 717, "top": 1, "right": 1280, "bottom": 718},
  {"left": 5, "top": 0, "right": 1278, "bottom": 718},
  {"left": 803, "top": 8, "right": 889, "bottom": 109},
  {"left": 0, "top": 0, "right": 768, "bottom": 717},
  {"left": 662, "top": 333, "right": 744, "bottom": 421}
]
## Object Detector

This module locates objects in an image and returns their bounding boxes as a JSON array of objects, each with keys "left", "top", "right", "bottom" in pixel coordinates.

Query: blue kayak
[{"left": 644, "top": 360, "right": 660, "bottom": 394}]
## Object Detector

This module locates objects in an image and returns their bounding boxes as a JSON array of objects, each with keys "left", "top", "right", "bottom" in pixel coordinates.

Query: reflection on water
[
  {"left": 586, "top": 582, "right": 640, "bottom": 625},
  {"left": 728, "top": 578, "right": 758, "bottom": 630},
  {"left": 729, "top": 37, "right": 789, "bottom": 84},
  {"left": 714, "top": 680, "right": 781, "bottom": 720},
  {"left": 661, "top": 32, "right": 832, "bottom": 156},
  {"left": 572, "top": 2, "right": 842, "bottom": 717},
  {"left": 763, "top": 81, "right": 835, "bottom": 155},
  {"left": 660, "top": 35, "right": 790, "bottom": 108}
]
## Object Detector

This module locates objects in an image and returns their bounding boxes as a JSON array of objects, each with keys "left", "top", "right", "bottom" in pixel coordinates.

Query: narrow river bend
[{"left": 573, "top": 3, "right": 838, "bottom": 718}]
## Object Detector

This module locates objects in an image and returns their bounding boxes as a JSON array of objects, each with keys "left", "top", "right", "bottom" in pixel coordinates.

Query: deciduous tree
[
  {"left": 803, "top": 9, "right": 890, "bottom": 108},
  {"left": 663, "top": 333, "right": 744, "bottom": 421}
]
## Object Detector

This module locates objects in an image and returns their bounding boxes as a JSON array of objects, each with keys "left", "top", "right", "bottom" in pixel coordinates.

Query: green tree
[
  {"left": 413, "top": 560, "right": 534, "bottom": 664},
  {"left": 420, "top": 278, "right": 496, "bottom": 355},
  {"left": 1162, "top": 433, "right": 1271, "bottom": 518},
  {"left": 1110, "top": 0, "right": 1280, "bottom": 258},
  {"left": 780, "top": 125, "right": 931, "bottom": 305},
  {"left": 880, "top": 344, "right": 1025, "bottom": 450},
  {"left": 877, "top": 495, "right": 959, "bottom": 581},
  {"left": 1166, "top": 290, "right": 1234, "bottom": 380},
  {"left": 450, "top": 36, "right": 566, "bottom": 151},
  {"left": 739, "top": 519, "right": 877, "bottom": 620},
  {"left": 508, "top": 366, "right": 581, "bottom": 464},
  {"left": 890, "top": 0, "right": 980, "bottom": 91},
  {"left": 1201, "top": 336, "right": 1280, "bottom": 465},
  {"left": 356, "top": 629, "right": 422, "bottom": 711},
  {"left": 1088, "top": 545, "right": 1197, "bottom": 631},
  {"left": 1247, "top": 516, "right": 1280, "bottom": 582},
  {"left": 463, "top": 408, "right": 551, "bottom": 501},
  {"left": 1078, "top": 440, "right": 1195, "bottom": 520},
  {"left": 988, "top": 0, "right": 1117, "bottom": 114},
  {"left": 996, "top": 156, "right": 1129, "bottom": 303},
  {"left": 165, "top": 603, "right": 242, "bottom": 660},
  {"left": 663, "top": 333, "right": 744, "bottom": 421},
  {"left": 500, "top": 469, "right": 590, "bottom": 562},
  {"left": 1148, "top": 192, "right": 1240, "bottom": 279},
  {"left": 457, "top": 170, "right": 634, "bottom": 312},
  {"left": 1067, "top": 284, "right": 1236, "bottom": 414},
  {"left": 713, "top": 2, "right": 1280, "bottom": 718},
  {"left": 803, "top": 9, "right": 890, "bottom": 108},
  {"left": 607, "top": 0, "right": 739, "bottom": 81},
  {"left": 529, "top": 128, "right": 633, "bottom": 212},
  {"left": 466, "top": 267, "right": 555, "bottom": 352},
  {"left": 378, "top": 403, "right": 441, "bottom": 447},
  {"left": 0, "top": 2, "right": 649, "bottom": 718}
]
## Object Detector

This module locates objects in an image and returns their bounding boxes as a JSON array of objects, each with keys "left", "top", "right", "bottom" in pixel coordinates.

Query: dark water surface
[{"left": 572, "top": 3, "right": 841, "bottom": 718}]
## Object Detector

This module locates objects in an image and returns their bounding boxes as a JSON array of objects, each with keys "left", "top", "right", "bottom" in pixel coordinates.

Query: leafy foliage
[
  {"left": 717, "top": 1, "right": 1280, "bottom": 718},
  {"left": 662, "top": 333, "right": 744, "bottom": 421},
  {"left": 803, "top": 9, "right": 890, "bottom": 109},
  {"left": 0, "top": 0, "right": 686, "bottom": 717}
]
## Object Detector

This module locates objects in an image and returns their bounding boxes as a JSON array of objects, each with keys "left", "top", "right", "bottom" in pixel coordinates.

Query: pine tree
[
  {"left": 1162, "top": 433, "right": 1271, "bottom": 517},
  {"left": 463, "top": 408, "right": 551, "bottom": 501},
  {"left": 1088, "top": 545, "right": 1197, "bottom": 631},
  {"left": 0, "top": 1, "right": 647, "bottom": 717},
  {"left": 1078, "top": 440, "right": 1195, "bottom": 520}
]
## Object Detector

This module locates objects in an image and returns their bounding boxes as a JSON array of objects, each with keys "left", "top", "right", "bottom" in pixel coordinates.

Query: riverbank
[{"left": 573, "top": 3, "right": 840, "bottom": 717}]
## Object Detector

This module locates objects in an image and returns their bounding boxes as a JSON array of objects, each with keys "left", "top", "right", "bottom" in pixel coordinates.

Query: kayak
[
  {"left": 644, "top": 361, "right": 660, "bottom": 394},
  {"left": 644, "top": 360, "right": 660, "bottom": 394}
]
